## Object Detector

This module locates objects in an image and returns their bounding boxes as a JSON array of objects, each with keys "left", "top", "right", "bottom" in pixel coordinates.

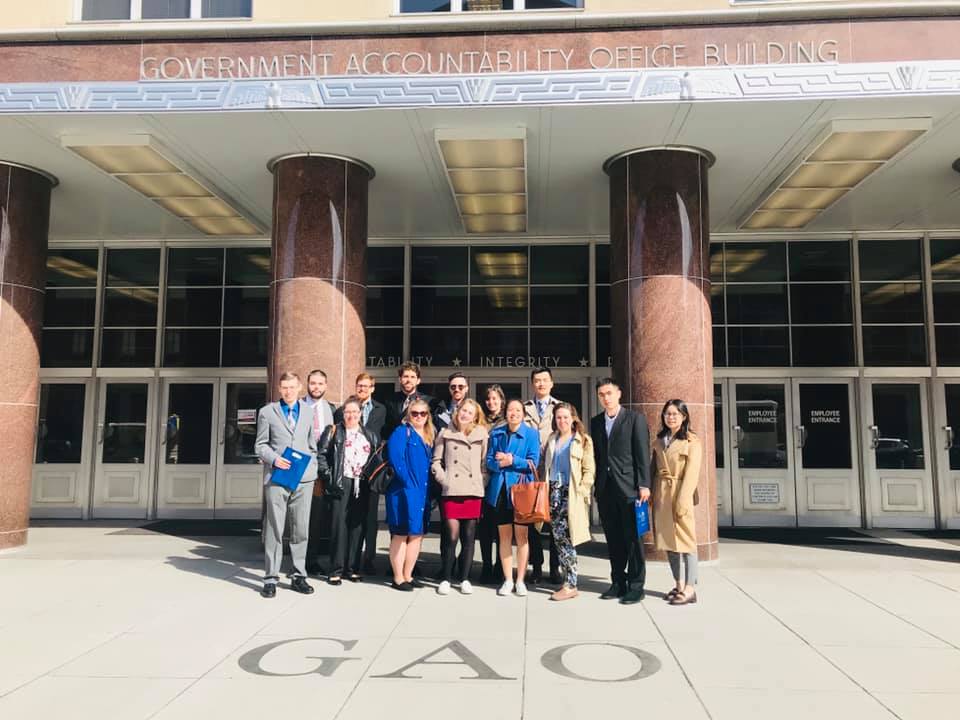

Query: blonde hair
[
  {"left": 453, "top": 398, "right": 487, "bottom": 436},
  {"left": 404, "top": 399, "right": 435, "bottom": 446}
]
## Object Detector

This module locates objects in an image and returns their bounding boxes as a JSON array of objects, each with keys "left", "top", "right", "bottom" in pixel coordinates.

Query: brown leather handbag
[{"left": 510, "top": 460, "right": 551, "bottom": 525}]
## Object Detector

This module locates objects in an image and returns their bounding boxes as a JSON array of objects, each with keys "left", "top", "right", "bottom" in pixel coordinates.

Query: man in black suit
[
  {"left": 589, "top": 377, "right": 651, "bottom": 604},
  {"left": 335, "top": 372, "right": 387, "bottom": 574},
  {"left": 384, "top": 361, "right": 434, "bottom": 438}
]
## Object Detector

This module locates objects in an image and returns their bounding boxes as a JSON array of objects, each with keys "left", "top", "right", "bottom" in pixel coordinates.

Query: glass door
[
  {"left": 215, "top": 380, "right": 267, "bottom": 518},
  {"left": 730, "top": 381, "right": 797, "bottom": 526},
  {"left": 92, "top": 380, "right": 154, "bottom": 518},
  {"left": 793, "top": 380, "right": 861, "bottom": 527},
  {"left": 933, "top": 379, "right": 960, "bottom": 529},
  {"left": 862, "top": 380, "right": 934, "bottom": 528},
  {"left": 715, "top": 382, "right": 731, "bottom": 527},
  {"left": 156, "top": 379, "right": 217, "bottom": 518},
  {"left": 31, "top": 380, "right": 93, "bottom": 518}
]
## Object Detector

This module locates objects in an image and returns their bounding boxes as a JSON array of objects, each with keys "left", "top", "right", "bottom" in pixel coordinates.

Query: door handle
[
  {"left": 97, "top": 423, "right": 104, "bottom": 445},
  {"left": 796, "top": 425, "right": 807, "bottom": 449},
  {"left": 733, "top": 425, "right": 743, "bottom": 448},
  {"left": 945, "top": 425, "right": 955, "bottom": 451},
  {"left": 869, "top": 424, "right": 879, "bottom": 450},
  {"left": 219, "top": 426, "right": 226, "bottom": 446}
]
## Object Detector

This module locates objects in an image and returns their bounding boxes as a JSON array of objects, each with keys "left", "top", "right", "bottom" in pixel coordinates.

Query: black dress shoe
[
  {"left": 391, "top": 581, "right": 414, "bottom": 592},
  {"left": 347, "top": 573, "right": 363, "bottom": 583},
  {"left": 600, "top": 583, "right": 625, "bottom": 600},
  {"left": 620, "top": 588, "right": 645, "bottom": 605},
  {"left": 328, "top": 576, "right": 343, "bottom": 586},
  {"left": 260, "top": 583, "right": 277, "bottom": 598},
  {"left": 290, "top": 576, "right": 314, "bottom": 594},
  {"left": 408, "top": 578, "right": 425, "bottom": 589}
]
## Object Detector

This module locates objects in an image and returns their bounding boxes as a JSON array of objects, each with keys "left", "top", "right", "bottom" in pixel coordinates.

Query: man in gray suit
[{"left": 256, "top": 371, "right": 318, "bottom": 598}]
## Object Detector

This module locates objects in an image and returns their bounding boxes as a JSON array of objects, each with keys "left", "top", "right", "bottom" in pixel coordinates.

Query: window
[
  {"left": 859, "top": 239, "right": 926, "bottom": 366},
  {"left": 399, "top": 0, "right": 580, "bottom": 12},
  {"left": 162, "top": 247, "right": 269, "bottom": 368},
  {"left": 367, "top": 246, "right": 406, "bottom": 367},
  {"left": 42, "top": 249, "right": 99, "bottom": 368},
  {"left": 80, "top": 0, "right": 251, "bottom": 20},
  {"left": 930, "top": 238, "right": 960, "bottom": 366},
  {"left": 100, "top": 249, "right": 160, "bottom": 367},
  {"left": 712, "top": 240, "right": 855, "bottom": 367}
]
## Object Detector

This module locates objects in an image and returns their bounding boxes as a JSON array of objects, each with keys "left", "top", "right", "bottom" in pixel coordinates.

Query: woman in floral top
[{"left": 317, "top": 396, "right": 379, "bottom": 585}]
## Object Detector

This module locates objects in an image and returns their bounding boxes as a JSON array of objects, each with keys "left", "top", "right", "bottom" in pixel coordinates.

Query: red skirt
[{"left": 440, "top": 496, "right": 482, "bottom": 520}]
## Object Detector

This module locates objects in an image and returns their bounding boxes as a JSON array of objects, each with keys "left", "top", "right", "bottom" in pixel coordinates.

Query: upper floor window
[
  {"left": 80, "top": 0, "right": 252, "bottom": 21},
  {"left": 398, "top": 0, "right": 581, "bottom": 13}
]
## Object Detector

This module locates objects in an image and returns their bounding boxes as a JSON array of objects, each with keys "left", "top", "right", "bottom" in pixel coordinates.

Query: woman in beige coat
[
  {"left": 652, "top": 399, "right": 702, "bottom": 606},
  {"left": 431, "top": 398, "right": 488, "bottom": 596},
  {"left": 541, "top": 402, "right": 595, "bottom": 601}
]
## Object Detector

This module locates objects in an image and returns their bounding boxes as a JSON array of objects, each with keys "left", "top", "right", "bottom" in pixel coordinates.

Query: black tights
[{"left": 442, "top": 518, "right": 477, "bottom": 583}]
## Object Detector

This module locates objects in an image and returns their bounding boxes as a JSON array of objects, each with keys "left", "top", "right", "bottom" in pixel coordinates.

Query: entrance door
[
  {"left": 32, "top": 380, "right": 94, "bottom": 518},
  {"left": 793, "top": 380, "right": 861, "bottom": 527},
  {"left": 730, "top": 381, "right": 796, "bottom": 525},
  {"left": 156, "top": 379, "right": 266, "bottom": 519},
  {"left": 92, "top": 380, "right": 155, "bottom": 518},
  {"left": 933, "top": 379, "right": 960, "bottom": 529},
  {"left": 862, "top": 380, "right": 935, "bottom": 528},
  {"left": 215, "top": 381, "right": 267, "bottom": 518},
  {"left": 157, "top": 379, "right": 217, "bottom": 518}
]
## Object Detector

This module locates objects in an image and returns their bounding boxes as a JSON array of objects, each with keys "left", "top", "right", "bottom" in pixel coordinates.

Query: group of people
[{"left": 255, "top": 362, "right": 703, "bottom": 605}]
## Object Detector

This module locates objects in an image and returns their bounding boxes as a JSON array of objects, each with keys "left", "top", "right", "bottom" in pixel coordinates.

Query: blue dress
[{"left": 385, "top": 424, "right": 432, "bottom": 536}]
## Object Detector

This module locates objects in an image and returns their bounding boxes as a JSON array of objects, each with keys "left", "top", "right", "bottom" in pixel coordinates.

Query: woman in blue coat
[
  {"left": 485, "top": 398, "right": 541, "bottom": 598},
  {"left": 385, "top": 398, "right": 435, "bottom": 591}
]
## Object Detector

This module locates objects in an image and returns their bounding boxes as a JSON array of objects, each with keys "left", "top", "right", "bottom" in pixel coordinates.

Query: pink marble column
[
  {"left": 268, "top": 154, "right": 372, "bottom": 402},
  {"left": 0, "top": 163, "right": 56, "bottom": 550},
  {"left": 604, "top": 147, "right": 718, "bottom": 561}
]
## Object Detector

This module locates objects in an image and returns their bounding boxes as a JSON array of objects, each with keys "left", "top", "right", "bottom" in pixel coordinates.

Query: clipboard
[{"left": 270, "top": 447, "right": 312, "bottom": 491}]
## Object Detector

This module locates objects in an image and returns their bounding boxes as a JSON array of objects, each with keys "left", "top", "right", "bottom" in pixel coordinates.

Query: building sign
[
  {"left": 749, "top": 482, "right": 781, "bottom": 505},
  {"left": 139, "top": 26, "right": 848, "bottom": 81}
]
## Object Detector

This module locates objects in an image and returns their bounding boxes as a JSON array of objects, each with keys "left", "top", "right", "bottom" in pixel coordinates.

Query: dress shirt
[
  {"left": 280, "top": 399, "right": 300, "bottom": 428},
  {"left": 553, "top": 436, "right": 573, "bottom": 486},
  {"left": 604, "top": 408, "right": 620, "bottom": 437}
]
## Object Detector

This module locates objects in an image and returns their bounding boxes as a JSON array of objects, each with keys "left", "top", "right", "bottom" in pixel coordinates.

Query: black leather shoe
[
  {"left": 391, "top": 581, "right": 414, "bottom": 592},
  {"left": 600, "top": 583, "right": 625, "bottom": 600},
  {"left": 620, "top": 588, "right": 645, "bottom": 605},
  {"left": 408, "top": 577, "right": 425, "bottom": 589},
  {"left": 290, "top": 576, "right": 314, "bottom": 594},
  {"left": 260, "top": 583, "right": 277, "bottom": 599}
]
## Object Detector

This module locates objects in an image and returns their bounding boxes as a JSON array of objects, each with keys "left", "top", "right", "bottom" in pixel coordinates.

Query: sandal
[
  {"left": 664, "top": 588, "right": 681, "bottom": 602},
  {"left": 670, "top": 590, "right": 697, "bottom": 605},
  {"left": 348, "top": 573, "right": 363, "bottom": 583},
  {"left": 328, "top": 576, "right": 342, "bottom": 586}
]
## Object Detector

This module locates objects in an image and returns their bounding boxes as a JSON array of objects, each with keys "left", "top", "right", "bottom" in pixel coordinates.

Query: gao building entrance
[{"left": 3, "top": 4, "right": 960, "bottom": 554}]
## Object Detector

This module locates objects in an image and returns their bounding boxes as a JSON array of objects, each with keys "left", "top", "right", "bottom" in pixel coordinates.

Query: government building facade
[{"left": 2, "top": 1, "right": 960, "bottom": 556}]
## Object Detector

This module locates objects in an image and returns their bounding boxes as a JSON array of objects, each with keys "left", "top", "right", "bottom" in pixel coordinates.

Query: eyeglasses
[
  {"left": 409, "top": 410, "right": 429, "bottom": 418},
  {"left": 449, "top": 384, "right": 467, "bottom": 390}
]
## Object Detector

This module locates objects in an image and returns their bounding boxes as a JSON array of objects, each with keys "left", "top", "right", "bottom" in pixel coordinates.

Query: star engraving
[
  {"left": 452, "top": 357, "right": 462, "bottom": 367},
  {"left": 579, "top": 358, "right": 589, "bottom": 367}
]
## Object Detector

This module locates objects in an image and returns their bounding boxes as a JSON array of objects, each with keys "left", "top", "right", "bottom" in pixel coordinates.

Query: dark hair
[
  {"left": 531, "top": 367, "right": 553, "bottom": 381},
  {"left": 596, "top": 377, "right": 619, "bottom": 390},
  {"left": 485, "top": 384, "right": 506, "bottom": 410},
  {"left": 448, "top": 372, "right": 468, "bottom": 384},
  {"left": 341, "top": 395, "right": 363, "bottom": 413},
  {"left": 307, "top": 369, "right": 327, "bottom": 382},
  {"left": 398, "top": 361, "right": 421, "bottom": 378},
  {"left": 505, "top": 398, "right": 525, "bottom": 414},
  {"left": 658, "top": 399, "right": 691, "bottom": 440}
]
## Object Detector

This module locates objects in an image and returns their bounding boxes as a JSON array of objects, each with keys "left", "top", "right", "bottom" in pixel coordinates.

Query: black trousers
[
  {"left": 478, "top": 503, "right": 500, "bottom": 573},
  {"left": 529, "top": 523, "right": 560, "bottom": 576},
  {"left": 306, "top": 494, "right": 331, "bottom": 570},
  {"left": 359, "top": 490, "right": 380, "bottom": 569},
  {"left": 328, "top": 479, "right": 366, "bottom": 577},
  {"left": 597, "top": 488, "right": 645, "bottom": 590}
]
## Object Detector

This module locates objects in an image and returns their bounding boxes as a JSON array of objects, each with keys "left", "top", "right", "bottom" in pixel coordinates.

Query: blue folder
[
  {"left": 634, "top": 499, "right": 651, "bottom": 537},
  {"left": 270, "top": 447, "right": 312, "bottom": 491}
]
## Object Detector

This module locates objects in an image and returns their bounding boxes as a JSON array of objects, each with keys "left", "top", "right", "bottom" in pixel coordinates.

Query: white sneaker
[
  {"left": 497, "top": 579, "right": 514, "bottom": 596},
  {"left": 460, "top": 580, "right": 474, "bottom": 595},
  {"left": 514, "top": 581, "right": 528, "bottom": 597},
  {"left": 437, "top": 580, "right": 451, "bottom": 595}
]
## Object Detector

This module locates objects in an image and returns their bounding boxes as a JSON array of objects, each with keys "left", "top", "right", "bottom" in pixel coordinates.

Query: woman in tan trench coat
[
  {"left": 541, "top": 402, "right": 595, "bottom": 602},
  {"left": 652, "top": 399, "right": 702, "bottom": 605}
]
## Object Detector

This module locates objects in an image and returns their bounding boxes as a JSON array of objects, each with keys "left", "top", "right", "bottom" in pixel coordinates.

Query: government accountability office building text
[{"left": 3, "top": 0, "right": 960, "bottom": 557}]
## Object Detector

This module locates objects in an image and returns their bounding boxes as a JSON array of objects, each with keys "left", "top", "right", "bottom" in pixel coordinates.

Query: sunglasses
[
  {"left": 409, "top": 410, "right": 429, "bottom": 418},
  {"left": 449, "top": 384, "right": 467, "bottom": 390}
]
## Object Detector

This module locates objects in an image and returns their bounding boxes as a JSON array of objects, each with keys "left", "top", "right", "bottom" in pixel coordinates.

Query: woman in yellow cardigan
[
  {"left": 652, "top": 399, "right": 702, "bottom": 606},
  {"left": 541, "top": 402, "right": 595, "bottom": 601}
]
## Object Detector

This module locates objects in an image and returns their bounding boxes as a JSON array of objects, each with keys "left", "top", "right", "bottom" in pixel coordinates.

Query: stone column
[
  {"left": 604, "top": 147, "right": 718, "bottom": 561},
  {"left": 268, "top": 154, "right": 372, "bottom": 403},
  {"left": 0, "top": 162, "right": 56, "bottom": 550}
]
